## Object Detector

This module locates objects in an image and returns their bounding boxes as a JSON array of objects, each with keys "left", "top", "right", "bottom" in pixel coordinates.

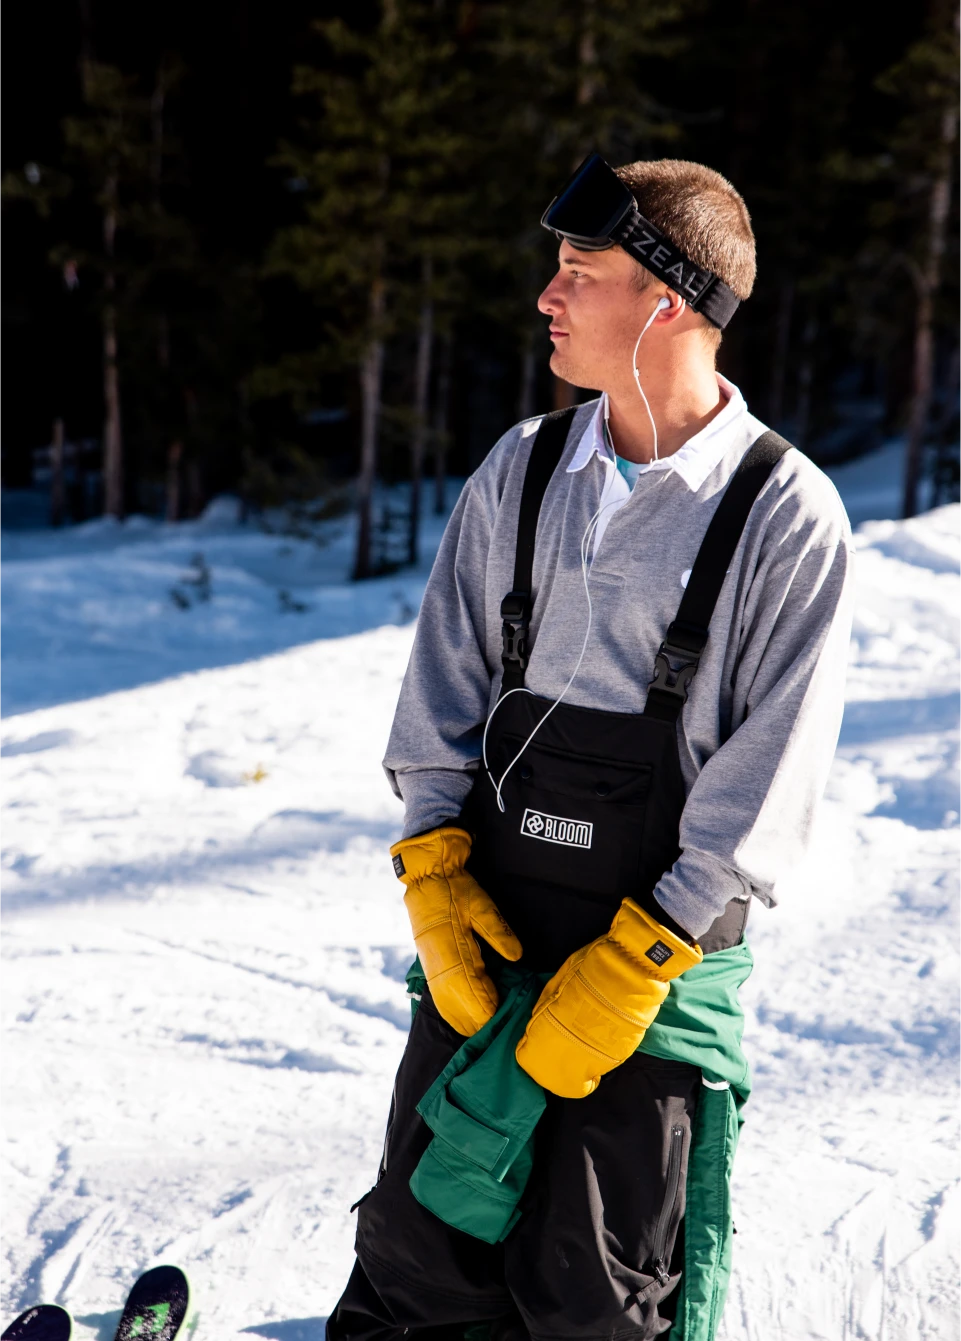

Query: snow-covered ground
[
  {"left": 2, "top": 442, "right": 959, "bottom": 1340},
  {"left": 824, "top": 438, "right": 939, "bottom": 530}
]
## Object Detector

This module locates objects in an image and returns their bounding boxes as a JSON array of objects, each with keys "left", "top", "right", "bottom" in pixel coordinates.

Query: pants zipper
[
  {"left": 378, "top": 1088, "right": 398, "bottom": 1181},
  {"left": 652, "top": 1123, "right": 685, "bottom": 1285}
]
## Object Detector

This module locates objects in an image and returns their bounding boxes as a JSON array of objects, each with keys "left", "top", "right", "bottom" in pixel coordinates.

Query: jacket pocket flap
[{"left": 430, "top": 1092, "right": 511, "bottom": 1171}]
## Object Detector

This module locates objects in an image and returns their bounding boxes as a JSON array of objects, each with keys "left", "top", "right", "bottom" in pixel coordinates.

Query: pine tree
[
  {"left": 8, "top": 46, "right": 258, "bottom": 522},
  {"left": 475, "top": 0, "right": 687, "bottom": 414},
  {"left": 2, "top": 165, "right": 72, "bottom": 514},
  {"left": 60, "top": 61, "right": 157, "bottom": 517},
  {"left": 0, "top": 65, "right": 153, "bottom": 520},
  {"left": 873, "top": 5, "right": 959, "bottom": 517},
  {"left": 268, "top": 0, "right": 474, "bottom": 577},
  {"left": 4, "top": 61, "right": 168, "bottom": 519},
  {"left": 652, "top": 5, "right": 877, "bottom": 445}
]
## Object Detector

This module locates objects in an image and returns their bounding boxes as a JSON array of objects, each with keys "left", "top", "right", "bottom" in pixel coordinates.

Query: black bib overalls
[
  {"left": 466, "top": 407, "right": 791, "bottom": 968},
  {"left": 328, "top": 409, "right": 792, "bottom": 1341}
]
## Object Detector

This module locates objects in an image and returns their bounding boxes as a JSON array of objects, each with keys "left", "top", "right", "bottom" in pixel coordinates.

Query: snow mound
[
  {"left": 197, "top": 494, "right": 245, "bottom": 528},
  {"left": 824, "top": 438, "right": 943, "bottom": 528}
]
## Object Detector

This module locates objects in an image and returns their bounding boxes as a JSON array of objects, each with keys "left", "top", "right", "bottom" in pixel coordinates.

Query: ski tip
[
  {"left": 113, "top": 1265, "right": 190, "bottom": 1341},
  {"left": 133, "top": 1266, "right": 188, "bottom": 1287},
  {"left": 2, "top": 1304, "right": 72, "bottom": 1341},
  {"left": 124, "top": 1265, "right": 190, "bottom": 1303}
]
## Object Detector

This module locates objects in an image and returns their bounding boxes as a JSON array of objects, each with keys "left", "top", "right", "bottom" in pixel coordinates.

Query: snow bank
[
  {"left": 823, "top": 438, "right": 939, "bottom": 529},
  {"left": 1, "top": 492, "right": 958, "bottom": 1338},
  {"left": 1, "top": 495, "right": 453, "bottom": 718}
]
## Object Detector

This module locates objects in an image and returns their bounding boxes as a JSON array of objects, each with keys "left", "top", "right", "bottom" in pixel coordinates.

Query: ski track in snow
[{"left": 2, "top": 488, "right": 958, "bottom": 1340}]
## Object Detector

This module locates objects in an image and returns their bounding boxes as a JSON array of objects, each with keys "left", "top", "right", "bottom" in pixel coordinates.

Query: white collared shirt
[{"left": 566, "top": 373, "right": 767, "bottom": 559}]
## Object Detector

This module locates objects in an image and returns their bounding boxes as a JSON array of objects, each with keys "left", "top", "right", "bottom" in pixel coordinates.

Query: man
[{"left": 327, "top": 156, "right": 853, "bottom": 1339}]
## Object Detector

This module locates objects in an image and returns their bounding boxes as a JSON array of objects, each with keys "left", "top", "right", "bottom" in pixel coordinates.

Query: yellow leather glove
[
  {"left": 515, "top": 898, "right": 702, "bottom": 1098},
  {"left": 391, "top": 827, "right": 523, "bottom": 1037}
]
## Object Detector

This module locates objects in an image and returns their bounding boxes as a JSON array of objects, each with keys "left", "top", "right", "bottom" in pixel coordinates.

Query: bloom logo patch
[{"left": 521, "top": 808, "right": 593, "bottom": 849}]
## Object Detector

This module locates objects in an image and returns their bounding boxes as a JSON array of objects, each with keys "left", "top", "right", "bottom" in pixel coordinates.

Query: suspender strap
[
  {"left": 644, "top": 430, "right": 794, "bottom": 723},
  {"left": 501, "top": 406, "right": 578, "bottom": 692}
]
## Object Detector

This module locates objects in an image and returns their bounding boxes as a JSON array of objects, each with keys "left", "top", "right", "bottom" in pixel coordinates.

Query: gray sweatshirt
[{"left": 383, "top": 380, "right": 854, "bottom": 939}]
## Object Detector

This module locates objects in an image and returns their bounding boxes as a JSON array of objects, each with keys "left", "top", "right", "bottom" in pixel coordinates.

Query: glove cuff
[
  {"left": 389, "top": 826, "right": 472, "bottom": 884},
  {"left": 617, "top": 899, "right": 703, "bottom": 979}
]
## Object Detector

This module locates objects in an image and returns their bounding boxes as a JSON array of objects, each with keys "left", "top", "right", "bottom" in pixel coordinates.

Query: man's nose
[{"left": 537, "top": 275, "right": 565, "bottom": 317}]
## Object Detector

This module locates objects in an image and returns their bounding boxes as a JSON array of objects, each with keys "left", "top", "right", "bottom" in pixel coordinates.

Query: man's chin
[{"left": 549, "top": 349, "right": 596, "bottom": 392}]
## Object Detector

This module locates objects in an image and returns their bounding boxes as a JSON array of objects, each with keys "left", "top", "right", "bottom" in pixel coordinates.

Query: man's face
[{"left": 537, "top": 239, "right": 664, "bottom": 392}]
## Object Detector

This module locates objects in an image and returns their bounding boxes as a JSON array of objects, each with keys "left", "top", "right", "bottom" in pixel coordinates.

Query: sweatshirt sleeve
[
  {"left": 383, "top": 473, "right": 498, "bottom": 837},
  {"left": 653, "top": 533, "right": 855, "bottom": 940}
]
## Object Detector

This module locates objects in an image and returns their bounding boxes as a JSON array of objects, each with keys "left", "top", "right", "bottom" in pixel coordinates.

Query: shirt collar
[{"left": 566, "top": 373, "right": 747, "bottom": 493}]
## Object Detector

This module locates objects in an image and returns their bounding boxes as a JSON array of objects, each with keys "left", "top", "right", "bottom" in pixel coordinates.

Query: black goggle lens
[{"left": 541, "top": 153, "right": 635, "bottom": 246}]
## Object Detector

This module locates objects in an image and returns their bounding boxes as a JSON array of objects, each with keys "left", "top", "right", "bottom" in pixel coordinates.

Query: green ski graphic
[
  {"left": 127, "top": 1303, "right": 170, "bottom": 1338},
  {"left": 113, "top": 1267, "right": 189, "bottom": 1341}
]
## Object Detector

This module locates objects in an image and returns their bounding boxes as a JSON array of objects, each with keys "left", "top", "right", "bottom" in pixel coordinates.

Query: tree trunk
[
  {"left": 409, "top": 255, "right": 434, "bottom": 566},
  {"left": 794, "top": 314, "right": 818, "bottom": 453},
  {"left": 102, "top": 302, "right": 123, "bottom": 517},
  {"left": 768, "top": 279, "right": 794, "bottom": 429},
  {"left": 78, "top": 0, "right": 94, "bottom": 93},
  {"left": 353, "top": 274, "right": 386, "bottom": 580},
  {"left": 151, "top": 72, "right": 165, "bottom": 209},
  {"left": 102, "top": 308, "right": 123, "bottom": 517},
  {"left": 902, "top": 104, "right": 957, "bottom": 519},
  {"left": 518, "top": 327, "right": 538, "bottom": 421},
  {"left": 152, "top": 83, "right": 171, "bottom": 372},
  {"left": 50, "top": 418, "right": 65, "bottom": 527},
  {"left": 166, "top": 441, "right": 182, "bottom": 522},
  {"left": 433, "top": 330, "right": 452, "bottom": 515},
  {"left": 548, "top": 3, "right": 597, "bottom": 413},
  {"left": 185, "top": 458, "right": 204, "bottom": 518},
  {"left": 576, "top": 13, "right": 597, "bottom": 112},
  {"left": 944, "top": 344, "right": 960, "bottom": 414},
  {"left": 101, "top": 177, "right": 123, "bottom": 518},
  {"left": 151, "top": 65, "right": 183, "bottom": 510},
  {"left": 932, "top": 344, "right": 960, "bottom": 505},
  {"left": 903, "top": 287, "right": 936, "bottom": 519}
]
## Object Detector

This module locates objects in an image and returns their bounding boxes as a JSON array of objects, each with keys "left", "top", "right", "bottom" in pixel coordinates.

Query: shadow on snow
[
  {"left": 242, "top": 1320, "right": 329, "bottom": 1340},
  {"left": 0, "top": 809, "right": 400, "bottom": 916}
]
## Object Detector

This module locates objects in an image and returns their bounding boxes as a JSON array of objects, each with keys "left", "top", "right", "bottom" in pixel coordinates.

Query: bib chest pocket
[{"left": 488, "top": 734, "right": 653, "bottom": 902}]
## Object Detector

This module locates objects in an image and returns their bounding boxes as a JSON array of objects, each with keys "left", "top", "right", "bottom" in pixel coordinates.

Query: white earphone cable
[
  {"left": 482, "top": 493, "right": 623, "bottom": 812},
  {"left": 481, "top": 294, "right": 676, "bottom": 812},
  {"left": 631, "top": 296, "right": 669, "bottom": 463}
]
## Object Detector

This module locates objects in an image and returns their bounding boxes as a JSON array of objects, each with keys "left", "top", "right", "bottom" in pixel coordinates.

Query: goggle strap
[{"left": 615, "top": 206, "right": 740, "bottom": 329}]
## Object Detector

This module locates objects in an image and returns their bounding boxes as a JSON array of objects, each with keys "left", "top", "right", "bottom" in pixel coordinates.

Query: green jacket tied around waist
[{"left": 406, "top": 941, "right": 753, "bottom": 1341}]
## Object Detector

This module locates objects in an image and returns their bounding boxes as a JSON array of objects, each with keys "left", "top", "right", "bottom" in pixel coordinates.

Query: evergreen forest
[{"left": 3, "top": 0, "right": 958, "bottom": 576}]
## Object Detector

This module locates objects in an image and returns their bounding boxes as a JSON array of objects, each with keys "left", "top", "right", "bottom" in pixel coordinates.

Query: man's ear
[{"left": 655, "top": 291, "right": 687, "bottom": 324}]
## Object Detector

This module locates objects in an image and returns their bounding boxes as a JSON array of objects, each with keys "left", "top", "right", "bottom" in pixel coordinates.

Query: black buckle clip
[
  {"left": 649, "top": 638, "right": 700, "bottom": 702},
  {"left": 501, "top": 591, "right": 531, "bottom": 672}
]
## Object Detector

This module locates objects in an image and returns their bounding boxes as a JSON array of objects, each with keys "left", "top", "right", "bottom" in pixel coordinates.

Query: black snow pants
[{"left": 326, "top": 985, "right": 700, "bottom": 1341}]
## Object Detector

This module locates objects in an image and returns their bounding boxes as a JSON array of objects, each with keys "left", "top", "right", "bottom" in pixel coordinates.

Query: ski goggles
[{"left": 540, "top": 153, "right": 740, "bottom": 329}]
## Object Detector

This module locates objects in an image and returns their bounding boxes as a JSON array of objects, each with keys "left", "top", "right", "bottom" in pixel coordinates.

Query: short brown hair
[{"left": 615, "top": 159, "right": 756, "bottom": 346}]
